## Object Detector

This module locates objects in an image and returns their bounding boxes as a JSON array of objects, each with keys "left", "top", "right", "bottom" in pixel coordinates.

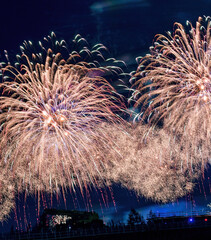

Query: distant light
[
  {"left": 205, "top": 218, "right": 208, "bottom": 222},
  {"left": 189, "top": 218, "right": 193, "bottom": 222}
]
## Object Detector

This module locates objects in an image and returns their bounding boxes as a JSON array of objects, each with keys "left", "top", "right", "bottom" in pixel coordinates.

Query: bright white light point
[
  {"left": 200, "top": 85, "right": 205, "bottom": 90},
  {"left": 42, "top": 110, "right": 48, "bottom": 116},
  {"left": 64, "top": 132, "right": 68, "bottom": 136},
  {"left": 60, "top": 116, "right": 65, "bottom": 122},
  {"left": 46, "top": 116, "right": 53, "bottom": 124},
  {"left": 196, "top": 80, "right": 200, "bottom": 85},
  {"left": 203, "top": 96, "right": 207, "bottom": 101}
]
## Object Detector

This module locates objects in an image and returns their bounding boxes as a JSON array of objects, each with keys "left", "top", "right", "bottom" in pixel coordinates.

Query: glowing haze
[{"left": 102, "top": 124, "right": 201, "bottom": 203}]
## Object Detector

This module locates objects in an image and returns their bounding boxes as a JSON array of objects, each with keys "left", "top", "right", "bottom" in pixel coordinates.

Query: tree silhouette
[
  {"left": 127, "top": 209, "right": 144, "bottom": 226},
  {"left": 148, "top": 210, "right": 156, "bottom": 219}
]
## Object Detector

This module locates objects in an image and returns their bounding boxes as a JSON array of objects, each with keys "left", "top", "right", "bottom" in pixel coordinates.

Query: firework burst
[
  {"left": 0, "top": 42, "right": 125, "bottom": 197},
  {"left": 132, "top": 16, "right": 211, "bottom": 164}
]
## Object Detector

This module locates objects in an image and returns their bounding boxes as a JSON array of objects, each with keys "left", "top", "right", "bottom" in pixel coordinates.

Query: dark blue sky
[
  {"left": 2, "top": 0, "right": 211, "bottom": 59},
  {"left": 1, "top": 0, "right": 211, "bottom": 233}
]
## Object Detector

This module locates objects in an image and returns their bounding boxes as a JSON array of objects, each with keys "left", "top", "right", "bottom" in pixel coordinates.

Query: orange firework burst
[
  {"left": 0, "top": 35, "right": 126, "bottom": 199},
  {"left": 132, "top": 16, "right": 211, "bottom": 164}
]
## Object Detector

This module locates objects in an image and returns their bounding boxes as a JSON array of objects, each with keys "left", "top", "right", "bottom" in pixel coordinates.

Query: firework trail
[
  {"left": 0, "top": 34, "right": 127, "bottom": 200},
  {"left": 102, "top": 124, "right": 201, "bottom": 203},
  {"left": 132, "top": 16, "right": 211, "bottom": 165},
  {"left": 4, "top": 32, "right": 129, "bottom": 97}
]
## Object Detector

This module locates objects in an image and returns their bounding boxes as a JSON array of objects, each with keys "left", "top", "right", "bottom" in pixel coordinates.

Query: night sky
[{"left": 1, "top": 0, "right": 211, "bottom": 233}]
